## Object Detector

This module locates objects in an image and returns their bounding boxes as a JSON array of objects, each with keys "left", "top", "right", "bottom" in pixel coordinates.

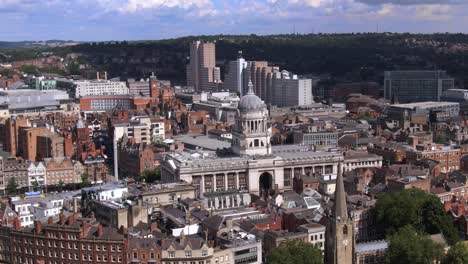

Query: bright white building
[
  {"left": 224, "top": 53, "right": 248, "bottom": 95},
  {"left": 74, "top": 80, "right": 129, "bottom": 98},
  {"left": 27, "top": 162, "right": 46, "bottom": 188}
]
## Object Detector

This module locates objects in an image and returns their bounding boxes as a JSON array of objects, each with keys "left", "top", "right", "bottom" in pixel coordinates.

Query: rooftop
[
  {"left": 391, "top": 101, "right": 459, "bottom": 109},
  {"left": 174, "top": 134, "right": 231, "bottom": 151},
  {"left": 355, "top": 240, "right": 388, "bottom": 253}
]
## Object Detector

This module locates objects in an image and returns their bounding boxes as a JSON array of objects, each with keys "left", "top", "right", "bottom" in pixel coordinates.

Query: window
[
  {"left": 185, "top": 251, "right": 192, "bottom": 257},
  {"left": 133, "top": 252, "right": 138, "bottom": 259},
  {"left": 169, "top": 251, "right": 175, "bottom": 258},
  {"left": 150, "top": 252, "right": 155, "bottom": 259},
  {"left": 202, "top": 250, "right": 208, "bottom": 257}
]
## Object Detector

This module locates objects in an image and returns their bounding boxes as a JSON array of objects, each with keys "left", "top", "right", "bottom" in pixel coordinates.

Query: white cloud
[
  {"left": 93, "top": 0, "right": 213, "bottom": 13},
  {"left": 414, "top": 4, "right": 453, "bottom": 21}
]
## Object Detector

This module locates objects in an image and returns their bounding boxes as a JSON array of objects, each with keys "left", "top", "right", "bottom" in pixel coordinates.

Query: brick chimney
[
  {"left": 59, "top": 212, "right": 66, "bottom": 225},
  {"left": 118, "top": 225, "right": 127, "bottom": 235},
  {"left": 150, "top": 223, "right": 159, "bottom": 232},
  {"left": 97, "top": 224, "right": 104, "bottom": 237},
  {"left": 444, "top": 201, "right": 452, "bottom": 212},
  {"left": 457, "top": 204, "right": 464, "bottom": 217},
  {"left": 34, "top": 221, "right": 42, "bottom": 234},
  {"left": 82, "top": 220, "right": 90, "bottom": 236},
  {"left": 67, "top": 215, "right": 75, "bottom": 226},
  {"left": 12, "top": 217, "right": 21, "bottom": 231}
]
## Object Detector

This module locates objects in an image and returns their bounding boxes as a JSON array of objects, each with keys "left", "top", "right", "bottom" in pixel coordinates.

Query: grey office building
[{"left": 384, "top": 71, "right": 454, "bottom": 103}]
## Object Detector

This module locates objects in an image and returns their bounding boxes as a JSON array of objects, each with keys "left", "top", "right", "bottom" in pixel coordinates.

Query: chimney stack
[
  {"left": 444, "top": 201, "right": 452, "bottom": 212},
  {"left": 457, "top": 204, "right": 464, "bottom": 217},
  {"left": 48, "top": 216, "right": 54, "bottom": 224},
  {"left": 59, "top": 212, "right": 66, "bottom": 225},
  {"left": 97, "top": 224, "right": 104, "bottom": 237},
  {"left": 150, "top": 223, "right": 159, "bottom": 233},
  {"left": 34, "top": 221, "right": 42, "bottom": 234},
  {"left": 67, "top": 214, "right": 75, "bottom": 226},
  {"left": 12, "top": 217, "right": 21, "bottom": 231},
  {"left": 73, "top": 198, "right": 78, "bottom": 214},
  {"left": 82, "top": 220, "right": 90, "bottom": 236}
]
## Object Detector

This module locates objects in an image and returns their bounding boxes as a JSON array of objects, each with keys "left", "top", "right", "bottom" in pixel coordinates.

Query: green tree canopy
[
  {"left": 6, "top": 178, "right": 18, "bottom": 195},
  {"left": 19, "top": 65, "right": 38, "bottom": 75},
  {"left": 141, "top": 169, "right": 161, "bottom": 184},
  {"left": 443, "top": 242, "right": 468, "bottom": 264},
  {"left": 372, "top": 189, "right": 458, "bottom": 245},
  {"left": 57, "top": 180, "right": 65, "bottom": 191},
  {"left": 32, "top": 179, "right": 40, "bottom": 192},
  {"left": 267, "top": 240, "right": 323, "bottom": 264},
  {"left": 80, "top": 172, "right": 91, "bottom": 188},
  {"left": 385, "top": 225, "right": 444, "bottom": 264}
]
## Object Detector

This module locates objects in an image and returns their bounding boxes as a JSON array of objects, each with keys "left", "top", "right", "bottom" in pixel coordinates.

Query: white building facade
[{"left": 74, "top": 80, "right": 129, "bottom": 98}]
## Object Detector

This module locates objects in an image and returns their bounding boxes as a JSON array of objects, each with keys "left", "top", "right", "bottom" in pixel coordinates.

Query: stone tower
[
  {"left": 326, "top": 161, "right": 354, "bottom": 264},
  {"left": 231, "top": 79, "right": 272, "bottom": 156}
]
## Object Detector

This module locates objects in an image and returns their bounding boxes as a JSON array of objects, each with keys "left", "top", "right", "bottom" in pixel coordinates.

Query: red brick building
[
  {"left": 406, "top": 143, "right": 461, "bottom": 173},
  {"left": 0, "top": 117, "right": 30, "bottom": 157},
  {"left": 118, "top": 140, "right": 155, "bottom": 180},
  {"left": 0, "top": 214, "right": 128, "bottom": 264},
  {"left": 79, "top": 95, "right": 155, "bottom": 112}
]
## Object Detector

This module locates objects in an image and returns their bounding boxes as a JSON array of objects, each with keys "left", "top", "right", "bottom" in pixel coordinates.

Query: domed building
[
  {"left": 232, "top": 80, "right": 272, "bottom": 156},
  {"left": 161, "top": 81, "right": 342, "bottom": 205}
]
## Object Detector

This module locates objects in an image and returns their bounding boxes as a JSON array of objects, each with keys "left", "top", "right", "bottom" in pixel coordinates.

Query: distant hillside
[
  {"left": 5, "top": 34, "right": 468, "bottom": 87},
  {"left": 0, "top": 40, "right": 81, "bottom": 49}
]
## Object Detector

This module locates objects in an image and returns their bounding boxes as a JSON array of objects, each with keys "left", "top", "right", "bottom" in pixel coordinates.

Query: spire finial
[
  {"left": 247, "top": 78, "right": 254, "bottom": 95},
  {"left": 334, "top": 159, "right": 347, "bottom": 220}
]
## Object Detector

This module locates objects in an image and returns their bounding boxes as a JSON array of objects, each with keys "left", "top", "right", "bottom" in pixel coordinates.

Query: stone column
[
  {"left": 236, "top": 172, "right": 240, "bottom": 190},
  {"left": 224, "top": 173, "right": 228, "bottom": 191},
  {"left": 213, "top": 174, "right": 217, "bottom": 192},
  {"left": 200, "top": 175, "right": 205, "bottom": 198}
]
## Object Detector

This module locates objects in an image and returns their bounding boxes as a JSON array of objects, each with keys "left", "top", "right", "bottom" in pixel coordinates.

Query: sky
[{"left": 0, "top": 0, "right": 467, "bottom": 41}]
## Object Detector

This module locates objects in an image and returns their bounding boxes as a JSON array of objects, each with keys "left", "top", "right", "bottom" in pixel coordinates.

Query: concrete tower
[
  {"left": 231, "top": 80, "right": 271, "bottom": 156},
  {"left": 326, "top": 160, "right": 354, "bottom": 264}
]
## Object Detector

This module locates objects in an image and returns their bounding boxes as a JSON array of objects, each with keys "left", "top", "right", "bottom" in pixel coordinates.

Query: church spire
[{"left": 334, "top": 160, "right": 347, "bottom": 220}]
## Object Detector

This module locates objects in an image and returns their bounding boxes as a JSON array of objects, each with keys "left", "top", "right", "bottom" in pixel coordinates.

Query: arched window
[
  {"left": 249, "top": 142, "right": 253, "bottom": 147},
  {"left": 261, "top": 141, "right": 265, "bottom": 147},
  {"left": 343, "top": 225, "right": 348, "bottom": 235}
]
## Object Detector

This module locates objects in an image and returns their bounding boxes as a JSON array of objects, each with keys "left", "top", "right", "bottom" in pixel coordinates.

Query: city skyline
[{"left": 1, "top": 0, "right": 467, "bottom": 41}]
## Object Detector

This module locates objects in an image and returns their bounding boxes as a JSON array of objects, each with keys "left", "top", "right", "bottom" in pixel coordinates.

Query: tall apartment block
[
  {"left": 244, "top": 61, "right": 277, "bottom": 102},
  {"left": 224, "top": 51, "right": 247, "bottom": 95},
  {"left": 384, "top": 70, "right": 454, "bottom": 103},
  {"left": 271, "top": 71, "right": 313, "bottom": 107},
  {"left": 224, "top": 57, "right": 312, "bottom": 106},
  {"left": 186, "top": 41, "right": 221, "bottom": 92}
]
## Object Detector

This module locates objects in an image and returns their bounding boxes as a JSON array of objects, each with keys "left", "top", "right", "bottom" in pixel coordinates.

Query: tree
[
  {"left": 141, "top": 169, "right": 161, "bottom": 184},
  {"left": 267, "top": 240, "right": 323, "bottom": 264},
  {"left": 57, "top": 180, "right": 65, "bottom": 191},
  {"left": 385, "top": 225, "right": 444, "bottom": 264},
  {"left": 6, "top": 178, "right": 18, "bottom": 195},
  {"left": 19, "top": 65, "right": 38, "bottom": 75},
  {"left": 80, "top": 173, "right": 91, "bottom": 187},
  {"left": 443, "top": 242, "right": 468, "bottom": 264},
  {"left": 372, "top": 189, "right": 459, "bottom": 245},
  {"left": 32, "top": 179, "right": 40, "bottom": 192}
]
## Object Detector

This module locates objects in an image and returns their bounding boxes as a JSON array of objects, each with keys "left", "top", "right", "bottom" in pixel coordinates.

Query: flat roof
[
  {"left": 174, "top": 135, "right": 231, "bottom": 151},
  {"left": 391, "top": 101, "right": 459, "bottom": 109},
  {"left": 356, "top": 240, "right": 388, "bottom": 253}
]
